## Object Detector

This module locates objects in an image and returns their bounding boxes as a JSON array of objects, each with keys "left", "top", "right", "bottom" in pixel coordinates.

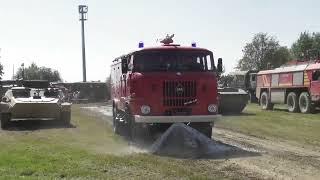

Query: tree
[
  {"left": 271, "top": 47, "right": 292, "bottom": 69},
  {"left": 15, "top": 62, "right": 62, "bottom": 82},
  {"left": 0, "top": 63, "right": 3, "bottom": 80},
  {"left": 218, "top": 74, "right": 233, "bottom": 87},
  {"left": 237, "top": 33, "right": 290, "bottom": 71},
  {"left": 291, "top": 32, "right": 320, "bottom": 59}
]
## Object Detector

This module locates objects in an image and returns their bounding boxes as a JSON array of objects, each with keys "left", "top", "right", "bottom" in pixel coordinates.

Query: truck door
[
  {"left": 121, "top": 56, "right": 131, "bottom": 97},
  {"left": 250, "top": 73, "right": 257, "bottom": 90},
  {"left": 126, "top": 55, "right": 133, "bottom": 96},
  {"left": 310, "top": 70, "right": 320, "bottom": 101}
]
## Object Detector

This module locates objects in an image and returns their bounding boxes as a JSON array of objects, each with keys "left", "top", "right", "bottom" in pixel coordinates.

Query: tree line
[
  {"left": 237, "top": 31, "right": 320, "bottom": 71},
  {"left": 0, "top": 62, "right": 62, "bottom": 82},
  {"left": 15, "top": 63, "right": 62, "bottom": 82}
]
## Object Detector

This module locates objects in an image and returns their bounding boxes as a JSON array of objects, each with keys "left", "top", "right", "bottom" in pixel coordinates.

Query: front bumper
[{"left": 134, "top": 114, "right": 221, "bottom": 123}]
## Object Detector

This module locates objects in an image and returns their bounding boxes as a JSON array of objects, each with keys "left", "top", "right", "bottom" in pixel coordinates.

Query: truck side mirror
[{"left": 217, "top": 58, "right": 223, "bottom": 73}]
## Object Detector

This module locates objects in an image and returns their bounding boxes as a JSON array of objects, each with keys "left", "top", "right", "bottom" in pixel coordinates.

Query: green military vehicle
[
  {"left": 228, "top": 70, "right": 258, "bottom": 103},
  {"left": 218, "top": 70, "right": 258, "bottom": 114},
  {"left": 0, "top": 80, "right": 71, "bottom": 129}
]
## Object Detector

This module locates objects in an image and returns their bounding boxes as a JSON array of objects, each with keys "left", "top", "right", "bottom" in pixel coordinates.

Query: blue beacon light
[
  {"left": 191, "top": 42, "right": 197, "bottom": 47},
  {"left": 138, "top": 41, "right": 144, "bottom": 48}
]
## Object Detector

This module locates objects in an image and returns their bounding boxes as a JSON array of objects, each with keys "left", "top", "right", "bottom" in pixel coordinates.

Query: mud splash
[{"left": 151, "top": 123, "right": 259, "bottom": 159}]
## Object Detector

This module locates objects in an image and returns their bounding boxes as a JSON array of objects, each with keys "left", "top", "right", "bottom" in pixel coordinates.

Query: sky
[{"left": 0, "top": 0, "right": 319, "bottom": 82}]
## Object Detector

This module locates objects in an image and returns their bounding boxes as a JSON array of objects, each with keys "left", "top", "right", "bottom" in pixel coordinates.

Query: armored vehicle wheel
[
  {"left": 299, "top": 92, "right": 314, "bottom": 113},
  {"left": 260, "top": 91, "right": 274, "bottom": 110},
  {"left": 1, "top": 113, "right": 10, "bottom": 129},
  {"left": 287, "top": 92, "right": 299, "bottom": 113},
  {"left": 61, "top": 111, "right": 71, "bottom": 125}
]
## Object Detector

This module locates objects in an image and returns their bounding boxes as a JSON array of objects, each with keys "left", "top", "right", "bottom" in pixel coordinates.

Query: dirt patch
[
  {"left": 83, "top": 105, "right": 320, "bottom": 179},
  {"left": 214, "top": 128, "right": 320, "bottom": 180},
  {"left": 81, "top": 106, "right": 113, "bottom": 117}
]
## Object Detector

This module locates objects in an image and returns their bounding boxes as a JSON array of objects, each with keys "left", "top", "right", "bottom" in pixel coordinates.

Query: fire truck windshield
[{"left": 133, "top": 50, "right": 215, "bottom": 72}]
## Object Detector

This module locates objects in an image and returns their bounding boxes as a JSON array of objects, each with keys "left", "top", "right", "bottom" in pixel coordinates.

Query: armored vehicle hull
[
  {"left": 218, "top": 87, "right": 248, "bottom": 114},
  {"left": 0, "top": 81, "right": 71, "bottom": 129}
]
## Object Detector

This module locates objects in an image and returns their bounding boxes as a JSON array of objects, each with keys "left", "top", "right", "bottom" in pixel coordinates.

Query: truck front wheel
[
  {"left": 112, "top": 105, "right": 124, "bottom": 135},
  {"left": 1, "top": 113, "right": 10, "bottom": 129},
  {"left": 260, "top": 91, "right": 273, "bottom": 110},
  {"left": 191, "top": 122, "right": 213, "bottom": 138},
  {"left": 299, "top": 92, "right": 314, "bottom": 113},
  {"left": 287, "top": 92, "right": 299, "bottom": 113},
  {"left": 129, "top": 118, "right": 150, "bottom": 142}
]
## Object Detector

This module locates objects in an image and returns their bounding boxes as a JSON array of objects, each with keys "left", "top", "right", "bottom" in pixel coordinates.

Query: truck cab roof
[{"left": 113, "top": 44, "right": 213, "bottom": 64}]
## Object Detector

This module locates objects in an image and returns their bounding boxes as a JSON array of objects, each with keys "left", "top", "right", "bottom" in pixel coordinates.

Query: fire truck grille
[{"left": 163, "top": 81, "right": 197, "bottom": 106}]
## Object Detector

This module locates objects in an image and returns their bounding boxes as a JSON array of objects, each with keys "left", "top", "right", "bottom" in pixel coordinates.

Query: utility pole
[
  {"left": 78, "top": 5, "right": 88, "bottom": 82},
  {"left": 12, "top": 64, "right": 14, "bottom": 80}
]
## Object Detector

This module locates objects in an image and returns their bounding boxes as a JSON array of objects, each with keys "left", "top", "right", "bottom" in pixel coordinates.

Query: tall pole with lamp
[{"left": 78, "top": 5, "right": 88, "bottom": 82}]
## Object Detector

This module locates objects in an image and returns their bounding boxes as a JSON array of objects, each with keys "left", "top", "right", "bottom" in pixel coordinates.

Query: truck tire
[
  {"left": 128, "top": 113, "right": 150, "bottom": 142},
  {"left": 287, "top": 92, "right": 299, "bottom": 113},
  {"left": 203, "top": 123, "right": 213, "bottom": 138},
  {"left": 61, "top": 111, "right": 71, "bottom": 125},
  {"left": 1, "top": 113, "right": 10, "bottom": 129},
  {"left": 249, "top": 92, "right": 258, "bottom": 103},
  {"left": 299, "top": 92, "right": 314, "bottom": 113},
  {"left": 191, "top": 122, "right": 213, "bottom": 138},
  {"left": 260, "top": 91, "right": 273, "bottom": 110},
  {"left": 112, "top": 105, "right": 123, "bottom": 135},
  {"left": 130, "top": 120, "right": 140, "bottom": 140}
]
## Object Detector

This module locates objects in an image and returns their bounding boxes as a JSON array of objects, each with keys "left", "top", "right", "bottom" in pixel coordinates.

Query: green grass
[
  {"left": 4, "top": 104, "right": 318, "bottom": 179},
  {"left": 216, "top": 104, "right": 320, "bottom": 147},
  {"left": 0, "top": 106, "right": 231, "bottom": 180}
]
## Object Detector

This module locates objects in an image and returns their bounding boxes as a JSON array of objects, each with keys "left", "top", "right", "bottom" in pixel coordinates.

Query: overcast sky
[{"left": 0, "top": 0, "right": 319, "bottom": 82}]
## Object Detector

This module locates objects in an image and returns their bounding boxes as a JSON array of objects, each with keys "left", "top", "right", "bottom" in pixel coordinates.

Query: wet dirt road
[
  {"left": 214, "top": 128, "right": 320, "bottom": 180},
  {"left": 84, "top": 105, "right": 320, "bottom": 180}
]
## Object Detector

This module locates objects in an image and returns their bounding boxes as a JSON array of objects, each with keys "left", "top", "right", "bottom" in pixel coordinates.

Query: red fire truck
[
  {"left": 110, "top": 36, "right": 222, "bottom": 138},
  {"left": 256, "top": 60, "right": 320, "bottom": 113}
]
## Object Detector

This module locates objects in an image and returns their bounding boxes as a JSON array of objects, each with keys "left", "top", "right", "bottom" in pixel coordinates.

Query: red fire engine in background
[
  {"left": 256, "top": 59, "right": 320, "bottom": 113},
  {"left": 110, "top": 35, "right": 222, "bottom": 138}
]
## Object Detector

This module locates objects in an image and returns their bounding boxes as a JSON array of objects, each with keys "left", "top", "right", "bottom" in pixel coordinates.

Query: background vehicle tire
[
  {"left": 1, "top": 113, "right": 10, "bottom": 129},
  {"left": 249, "top": 92, "right": 258, "bottom": 103},
  {"left": 299, "top": 92, "right": 314, "bottom": 113},
  {"left": 287, "top": 92, "right": 299, "bottom": 113},
  {"left": 61, "top": 111, "right": 71, "bottom": 125},
  {"left": 260, "top": 91, "right": 274, "bottom": 110}
]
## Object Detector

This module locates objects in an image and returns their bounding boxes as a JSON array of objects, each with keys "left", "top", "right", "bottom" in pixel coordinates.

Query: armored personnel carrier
[{"left": 0, "top": 80, "right": 71, "bottom": 129}]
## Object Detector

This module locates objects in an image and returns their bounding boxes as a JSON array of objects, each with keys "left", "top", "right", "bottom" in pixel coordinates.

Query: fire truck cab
[
  {"left": 110, "top": 38, "right": 222, "bottom": 138},
  {"left": 256, "top": 60, "right": 320, "bottom": 113}
]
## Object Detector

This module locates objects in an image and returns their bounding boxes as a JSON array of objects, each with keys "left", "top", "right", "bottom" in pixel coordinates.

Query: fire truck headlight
[
  {"left": 140, "top": 105, "right": 151, "bottom": 115},
  {"left": 208, "top": 104, "right": 217, "bottom": 113}
]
